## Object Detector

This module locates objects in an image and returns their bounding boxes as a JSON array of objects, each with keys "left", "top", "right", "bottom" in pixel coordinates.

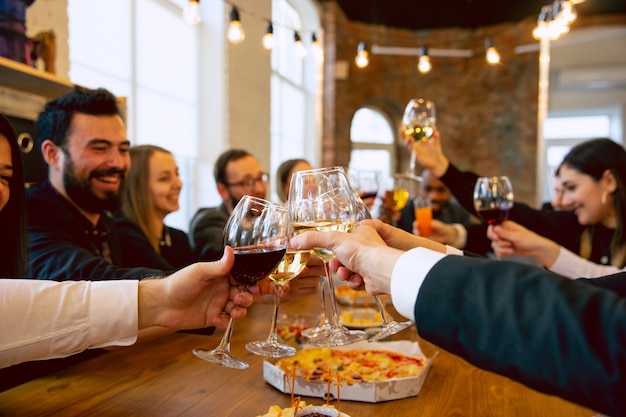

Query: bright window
[
  {"left": 68, "top": 0, "right": 198, "bottom": 231},
  {"left": 349, "top": 107, "right": 396, "bottom": 177}
]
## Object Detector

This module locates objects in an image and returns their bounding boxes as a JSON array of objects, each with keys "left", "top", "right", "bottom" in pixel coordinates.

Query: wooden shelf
[{"left": 0, "top": 55, "right": 73, "bottom": 99}]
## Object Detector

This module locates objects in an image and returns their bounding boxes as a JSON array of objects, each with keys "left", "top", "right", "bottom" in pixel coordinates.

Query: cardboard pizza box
[{"left": 263, "top": 340, "right": 436, "bottom": 403}]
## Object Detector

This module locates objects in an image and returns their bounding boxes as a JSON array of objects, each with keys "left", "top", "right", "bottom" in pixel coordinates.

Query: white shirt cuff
[{"left": 390, "top": 247, "right": 448, "bottom": 321}]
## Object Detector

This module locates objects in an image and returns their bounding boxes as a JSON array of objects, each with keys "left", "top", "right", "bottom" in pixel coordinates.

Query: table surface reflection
[{"left": 0, "top": 294, "right": 595, "bottom": 416}]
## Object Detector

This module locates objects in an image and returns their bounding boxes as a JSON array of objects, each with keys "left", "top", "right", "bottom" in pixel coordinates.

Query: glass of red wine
[
  {"left": 193, "top": 196, "right": 288, "bottom": 369},
  {"left": 473, "top": 176, "right": 514, "bottom": 225}
]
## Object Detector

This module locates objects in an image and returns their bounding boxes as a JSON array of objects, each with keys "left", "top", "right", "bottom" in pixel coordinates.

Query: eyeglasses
[{"left": 225, "top": 172, "right": 269, "bottom": 189}]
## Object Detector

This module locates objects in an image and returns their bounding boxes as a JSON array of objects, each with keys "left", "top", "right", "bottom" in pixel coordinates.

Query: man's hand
[{"left": 138, "top": 247, "right": 255, "bottom": 330}]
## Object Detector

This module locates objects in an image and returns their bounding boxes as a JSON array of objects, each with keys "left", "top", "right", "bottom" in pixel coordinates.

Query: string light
[
  {"left": 484, "top": 37, "right": 501, "bottom": 64},
  {"left": 227, "top": 6, "right": 246, "bottom": 44},
  {"left": 262, "top": 21, "right": 274, "bottom": 50},
  {"left": 182, "top": 0, "right": 201, "bottom": 26},
  {"left": 354, "top": 41, "right": 369, "bottom": 68},
  {"left": 311, "top": 33, "right": 323, "bottom": 60},
  {"left": 532, "top": 0, "right": 578, "bottom": 41},
  {"left": 294, "top": 31, "right": 308, "bottom": 58},
  {"left": 417, "top": 45, "right": 431, "bottom": 73}
]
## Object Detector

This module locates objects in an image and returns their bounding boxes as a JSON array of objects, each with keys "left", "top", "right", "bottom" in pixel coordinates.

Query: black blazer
[{"left": 414, "top": 255, "right": 626, "bottom": 416}]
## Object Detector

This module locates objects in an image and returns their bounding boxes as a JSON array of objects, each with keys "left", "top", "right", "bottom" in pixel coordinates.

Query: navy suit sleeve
[{"left": 414, "top": 255, "right": 626, "bottom": 416}]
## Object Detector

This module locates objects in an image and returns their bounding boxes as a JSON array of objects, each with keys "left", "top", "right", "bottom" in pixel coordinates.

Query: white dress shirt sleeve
[
  {"left": 0, "top": 280, "right": 139, "bottom": 369},
  {"left": 390, "top": 246, "right": 455, "bottom": 321}
]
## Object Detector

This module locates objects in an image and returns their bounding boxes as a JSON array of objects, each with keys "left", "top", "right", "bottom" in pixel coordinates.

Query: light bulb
[
  {"left": 311, "top": 33, "right": 323, "bottom": 60},
  {"left": 182, "top": 0, "right": 201, "bottom": 26},
  {"left": 294, "top": 32, "right": 307, "bottom": 58},
  {"left": 227, "top": 7, "right": 245, "bottom": 44},
  {"left": 418, "top": 45, "right": 431, "bottom": 74},
  {"left": 486, "top": 47, "right": 500, "bottom": 64},
  {"left": 262, "top": 22, "right": 274, "bottom": 50},
  {"left": 418, "top": 55, "right": 431, "bottom": 73},
  {"left": 354, "top": 41, "right": 369, "bottom": 68}
]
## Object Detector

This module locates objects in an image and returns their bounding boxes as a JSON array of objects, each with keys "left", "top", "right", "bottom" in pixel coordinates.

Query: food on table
[
  {"left": 274, "top": 347, "right": 427, "bottom": 385},
  {"left": 256, "top": 400, "right": 348, "bottom": 417},
  {"left": 334, "top": 285, "right": 389, "bottom": 306},
  {"left": 340, "top": 308, "right": 382, "bottom": 327}
]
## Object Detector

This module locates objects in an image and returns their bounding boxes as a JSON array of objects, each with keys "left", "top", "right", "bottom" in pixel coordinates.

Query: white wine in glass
[{"left": 401, "top": 98, "right": 436, "bottom": 177}]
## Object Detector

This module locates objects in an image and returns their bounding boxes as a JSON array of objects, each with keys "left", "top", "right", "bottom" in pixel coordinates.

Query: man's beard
[
  {"left": 227, "top": 191, "right": 241, "bottom": 212},
  {"left": 63, "top": 157, "right": 123, "bottom": 214}
]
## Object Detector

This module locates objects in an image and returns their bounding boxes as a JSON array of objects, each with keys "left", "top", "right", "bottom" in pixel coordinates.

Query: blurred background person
[
  {"left": 411, "top": 132, "right": 626, "bottom": 270},
  {"left": 189, "top": 149, "right": 268, "bottom": 261},
  {"left": 275, "top": 158, "right": 313, "bottom": 203},
  {"left": 116, "top": 145, "right": 194, "bottom": 270}
]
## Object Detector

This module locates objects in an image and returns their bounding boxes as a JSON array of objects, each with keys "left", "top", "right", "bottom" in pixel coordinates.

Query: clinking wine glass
[
  {"left": 354, "top": 194, "right": 413, "bottom": 342},
  {"left": 288, "top": 166, "right": 368, "bottom": 347},
  {"left": 401, "top": 98, "right": 436, "bottom": 178},
  {"left": 193, "top": 196, "right": 288, "bottom": 369},
  {"left": 473, "top": 176, "right": 514, "bottom": 225},
  {"left": 245, "top": 241, "right": 310, "bottom": 358}
]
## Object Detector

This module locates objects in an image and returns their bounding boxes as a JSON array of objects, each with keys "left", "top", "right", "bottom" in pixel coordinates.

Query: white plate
[{"left": 340, "top": 307, "right": 383, "bottom": 329}]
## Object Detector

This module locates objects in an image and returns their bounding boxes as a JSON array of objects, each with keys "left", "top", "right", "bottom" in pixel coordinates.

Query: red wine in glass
[
  {"left": 477, "top": 206, "right": 511, "bottom": 225},
  {"left": 231, "top": 246, "right": 287, "bottom": 286},
  {"left": 473, "top": 176, "right": 514, "bottom": 226}
]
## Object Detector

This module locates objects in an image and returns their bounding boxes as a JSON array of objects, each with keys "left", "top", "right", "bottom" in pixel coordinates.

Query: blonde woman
[{"left": 116, "top": 145, "right": 195, "bottom": 270}]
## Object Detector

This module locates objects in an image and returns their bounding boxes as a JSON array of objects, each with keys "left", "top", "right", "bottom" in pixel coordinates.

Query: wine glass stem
[
  {"left": 317, "top": 275, "right": 329, "bottom": 326},
  {"left": 374, "top": 295, "right": 391, "bottom": 326},
  {"left": 323, "top": 261, "right": 343, "bottom": 329},
  {"left": 214, "top": 316, "right": 235, "bottom": 353},
  {"left": 267, "top": 284, "right": 282, "bottom": 344},
  {"left": 408, "top": 149, "right": 417, "bottom": 176}
]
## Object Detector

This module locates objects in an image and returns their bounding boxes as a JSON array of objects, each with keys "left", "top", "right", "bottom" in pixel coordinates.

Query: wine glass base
[
  {"left": 192, "top": 348, "right": 249, "bottom": 370},
  {"left": 307, "top": 327, "right": 368, "bottom": 347},
  {"left": 302, "top": 323, "right": 332, "bottom": 339},
  {"left": 368, "top": 320, "right": 413, "bottom": 343},
  {"left": 245, "top": 340, "right": 296, "bottom": 358}
]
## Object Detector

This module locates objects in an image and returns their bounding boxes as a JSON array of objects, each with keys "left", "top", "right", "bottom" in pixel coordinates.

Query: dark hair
[
  {"left": 276, "top": 158, "right": 310, "bottom": 202},
  {"left": 0, "top": 114, "right": 27, "bottom": 277},
  {"left": 35, "top": 86, "right": 122, "bottom": 149},
  {"left": 557, "top": 138, "right": 626, "bottom": 267},
  {"left": 213, "top": 149, "right": 251, "bottom": 185}
]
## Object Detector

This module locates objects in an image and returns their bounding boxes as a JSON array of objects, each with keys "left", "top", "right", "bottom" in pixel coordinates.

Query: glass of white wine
[
  {"left": 401, "top": 98, "right": 436, "bottom": 178},
  {"left": 245, "top": 243, "right": 311, "bottom": 358},
  {"left": 288, "top": 166, "right": 368, "bottom": 347}
]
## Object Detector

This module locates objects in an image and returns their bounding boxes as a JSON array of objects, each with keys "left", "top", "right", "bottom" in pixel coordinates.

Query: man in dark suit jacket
[{"left": 291, "top": 220, "right": 626, "bottom": 417}]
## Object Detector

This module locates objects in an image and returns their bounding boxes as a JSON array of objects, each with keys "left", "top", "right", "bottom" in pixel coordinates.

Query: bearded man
[{"left": 27, "top": 86, "right": 164, "bottom": 280}]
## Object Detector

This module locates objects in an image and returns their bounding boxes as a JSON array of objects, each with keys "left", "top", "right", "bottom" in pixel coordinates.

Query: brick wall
[{"left": 321, "top": 2, "right": 626, "bottom": 206}]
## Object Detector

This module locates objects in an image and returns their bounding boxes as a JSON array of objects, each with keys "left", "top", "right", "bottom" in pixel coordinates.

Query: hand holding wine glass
[
  {"left": 401, "top": 98, "right": 436, "bottom": 177},
  {"left": 193, "top": 196, "right": 288, "bottom": 369}
]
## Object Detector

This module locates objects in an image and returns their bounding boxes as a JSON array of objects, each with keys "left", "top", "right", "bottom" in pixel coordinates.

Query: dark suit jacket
[
  {"left": 26, "top": 181, "right": 163, "bottom": 280},
  {"left": 189, "top": 203, "right": 229, "bottom": 261},
  {"left": 415, "top": 255, "right": 626, "bottom": 416}
]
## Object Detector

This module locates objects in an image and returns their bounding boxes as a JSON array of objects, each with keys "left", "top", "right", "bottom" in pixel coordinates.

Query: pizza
[{"left": 274, "top": 347, "right": 426, "bottom": 385}]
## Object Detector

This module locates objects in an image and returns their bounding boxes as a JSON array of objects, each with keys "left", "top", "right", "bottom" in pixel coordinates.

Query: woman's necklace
[{"left": 158, "top": 227, "right": 172, "bottom": 248}]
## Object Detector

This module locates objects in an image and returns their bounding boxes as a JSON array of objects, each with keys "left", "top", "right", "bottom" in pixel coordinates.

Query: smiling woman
[{"left": 115, "top": 144, "right": 196, "bottom": 271}]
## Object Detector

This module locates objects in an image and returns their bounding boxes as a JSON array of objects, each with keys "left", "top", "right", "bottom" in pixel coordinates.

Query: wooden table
[{"left": 0, "top": 295, "right": 595, "bottom": 416}]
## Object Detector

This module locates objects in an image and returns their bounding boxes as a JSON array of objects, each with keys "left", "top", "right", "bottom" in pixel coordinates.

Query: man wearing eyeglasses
[{"left": 189, "top": 149, "right": 269, "bottom": 261}]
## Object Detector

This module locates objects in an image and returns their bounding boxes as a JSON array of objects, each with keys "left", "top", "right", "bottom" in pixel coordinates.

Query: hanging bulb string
[{"left": 222, "top": 0, "right": 321, "bottom": 38}]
